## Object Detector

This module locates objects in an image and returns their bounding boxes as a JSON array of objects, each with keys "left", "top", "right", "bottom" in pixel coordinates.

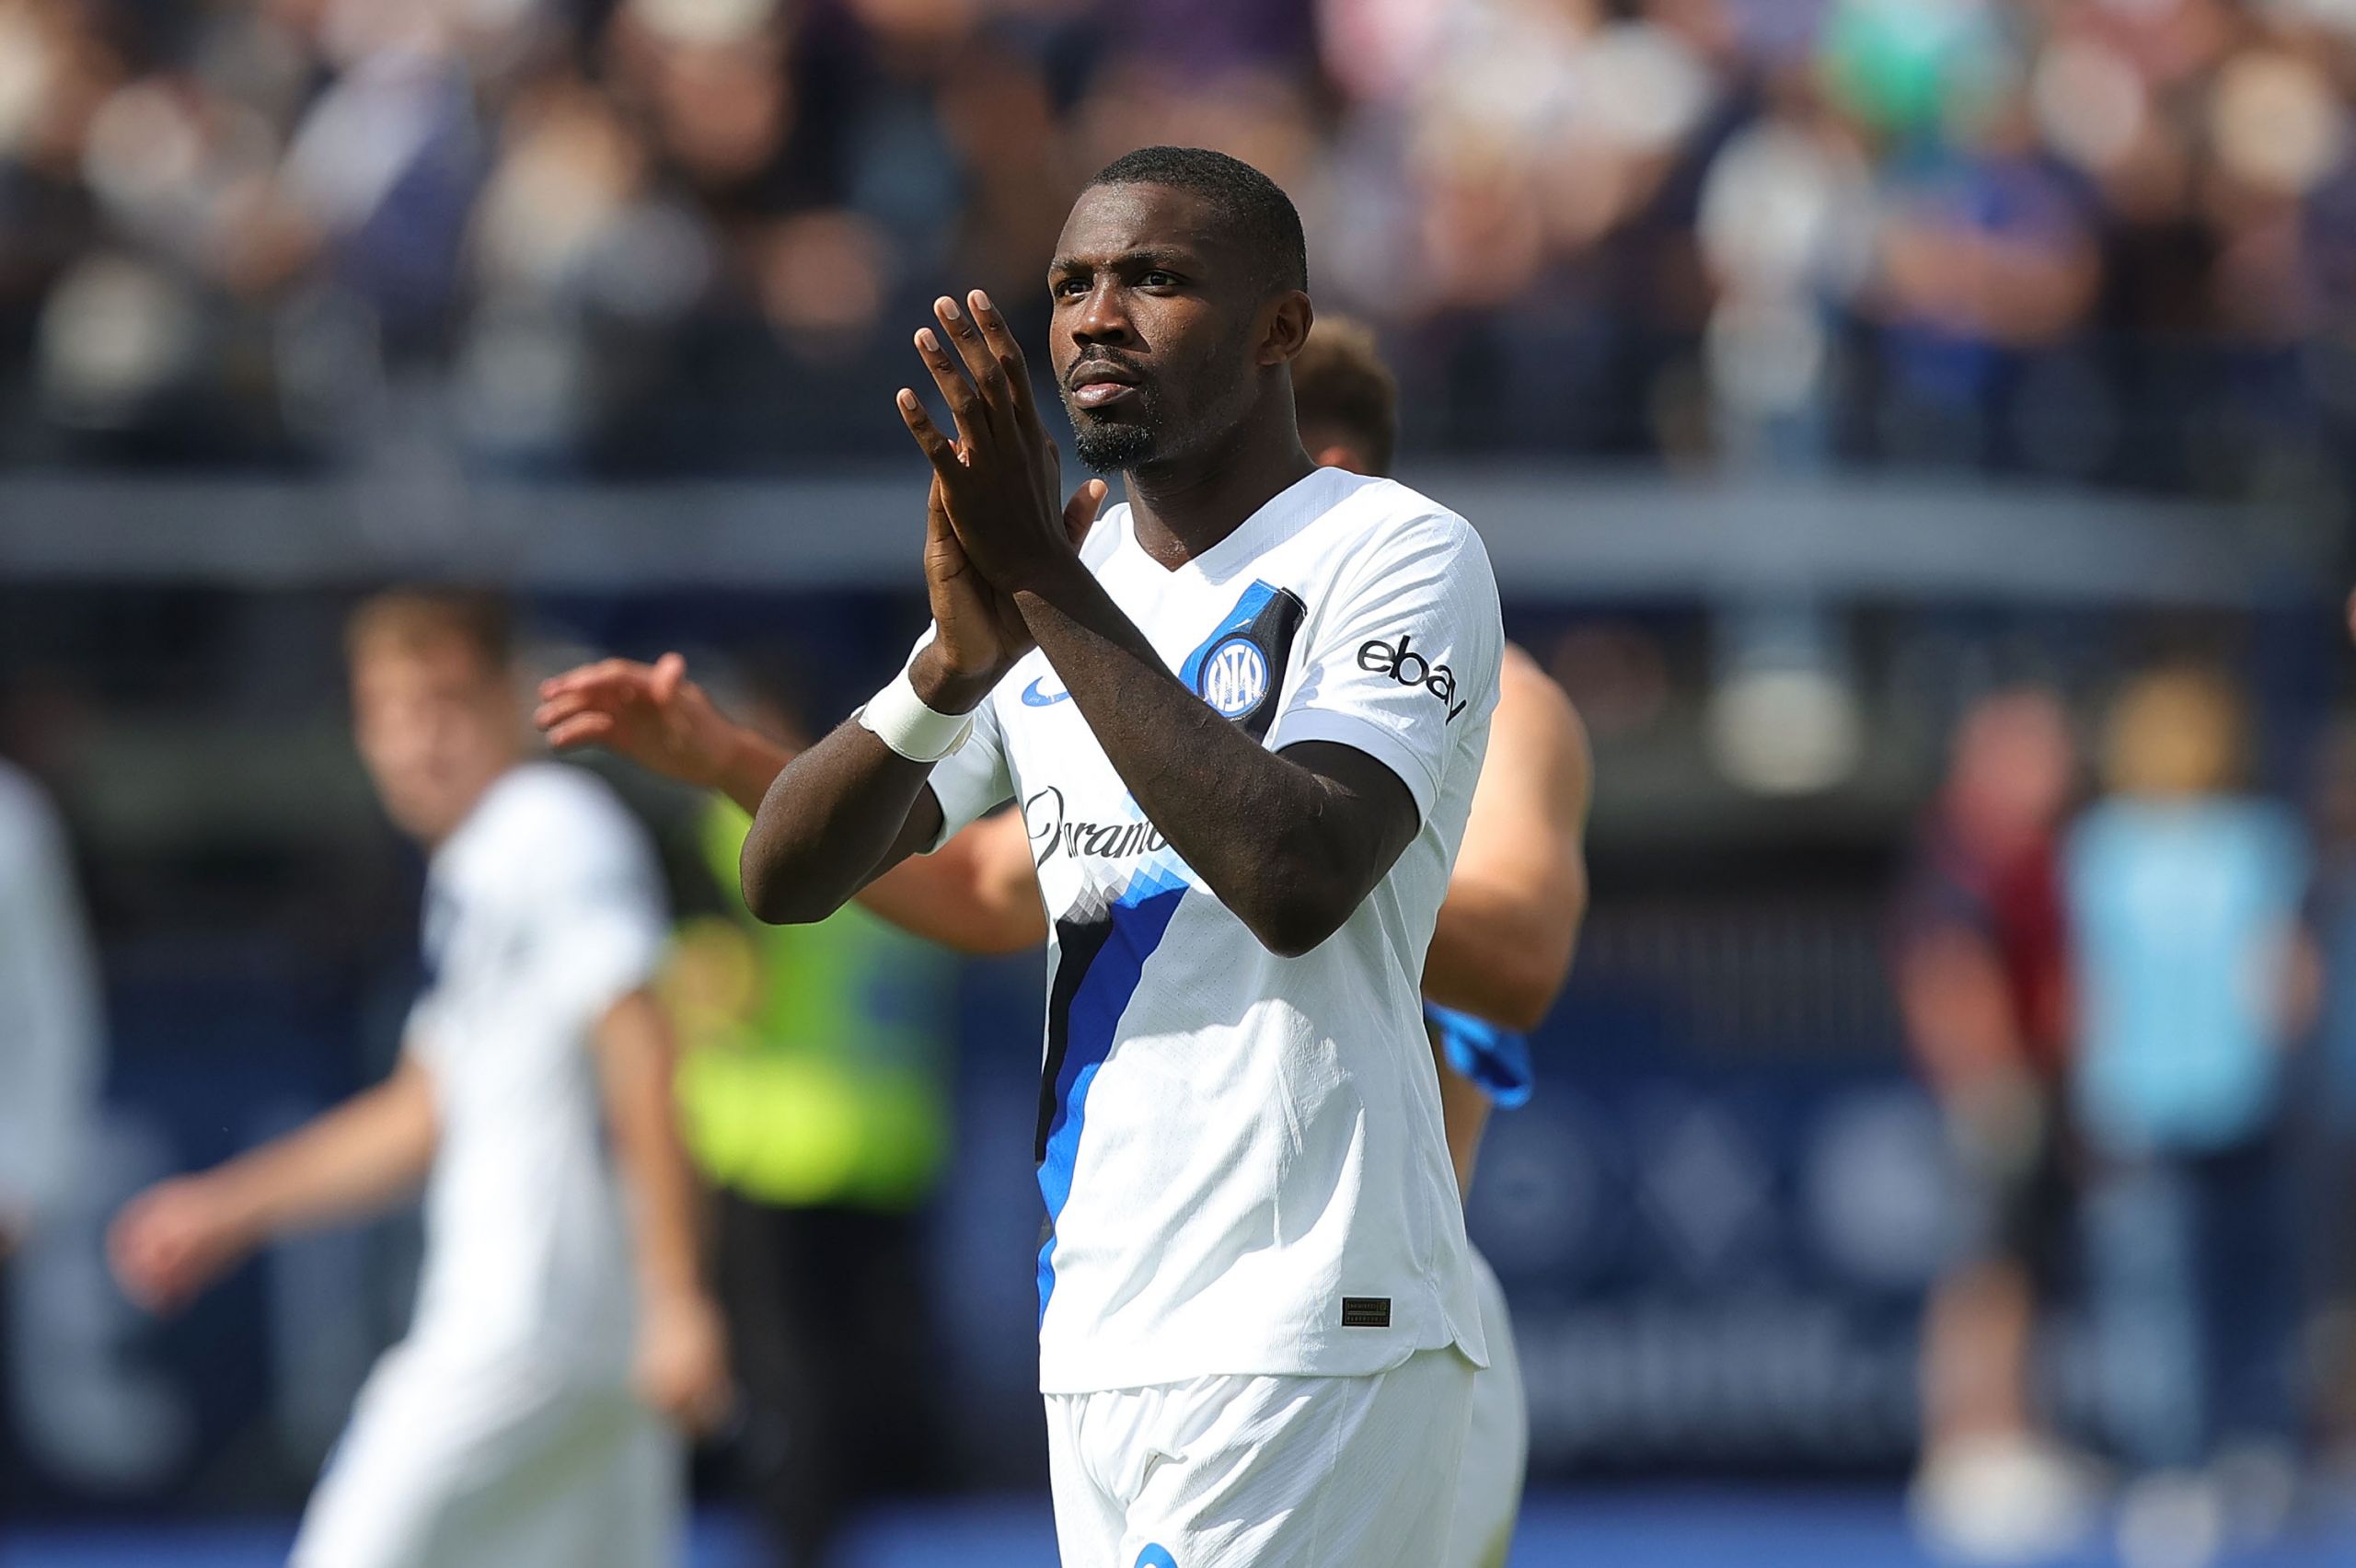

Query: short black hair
[
  {"left": 1291, "top": 316, "right": 1397, "bottom": 477},
  {"left": 1087, "top": 145, "right": 1308, "bottom": 294}
]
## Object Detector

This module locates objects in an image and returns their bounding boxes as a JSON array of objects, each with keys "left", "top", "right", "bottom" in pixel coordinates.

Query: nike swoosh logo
[{"left": 1021, "top": 678, "right": 1072, "bottom": 707}]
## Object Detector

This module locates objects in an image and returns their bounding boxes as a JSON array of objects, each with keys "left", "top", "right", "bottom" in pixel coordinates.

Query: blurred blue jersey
[{"left": 2066, "top": 798, "right": 2308, "bottom": 1155}]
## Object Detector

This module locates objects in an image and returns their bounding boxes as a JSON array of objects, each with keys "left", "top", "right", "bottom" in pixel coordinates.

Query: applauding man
[
  {"left": 542, "top": 314, "right": 1589, "bottom": 1567},
  {"left": 722, "top": 147, "right": 1505, "bottom": 1566}
]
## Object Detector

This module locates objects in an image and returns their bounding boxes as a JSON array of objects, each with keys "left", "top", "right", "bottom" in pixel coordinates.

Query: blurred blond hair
[
  {"left": 345, "top": 587, "right": 514, "bottom": 676},
  {"left": 2099, "top": 666, "right": 2245, "bottom": 800}
]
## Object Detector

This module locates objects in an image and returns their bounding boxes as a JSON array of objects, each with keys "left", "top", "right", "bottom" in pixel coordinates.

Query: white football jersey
[
  {"left": 922, "top": 467, "right": 1503, "bottom": 1393},
  {"left": 402, "top": 764, "right": 668, "bottom": 1377}
]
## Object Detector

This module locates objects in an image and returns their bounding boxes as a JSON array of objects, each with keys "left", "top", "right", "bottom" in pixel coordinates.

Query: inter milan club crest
[
  {"left": 1201, "top": 636, "right": 1270, "bottom": 718},
  {"left": 1181, "top": 581, "right": 1306, "bottom": 742}
]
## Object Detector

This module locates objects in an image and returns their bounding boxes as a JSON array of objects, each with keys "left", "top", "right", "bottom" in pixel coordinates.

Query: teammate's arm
[
  {"left": 592, "top": 987, "right": 731, "bottom": 1431},
  {"left": 1423, "top": 648, "right": 1591, "bottom": 1032},
  {"left": 108, "top": 1055, "right": 438, "bottom": 1313},
  {"left": 902, "top": 294, "right": 1422, "bottom": 958},
  {"left": 858, "top": 811, "right": 1045, "bottom": 953},
  {"left": 538, "top": 661, "right": 1050, "bottom": 952},
  {"left": 537, "top": 653, "right": 791, "bottom": 818},
  {"left": 536, "top": 651, "right": 953, "bottom": 924}
]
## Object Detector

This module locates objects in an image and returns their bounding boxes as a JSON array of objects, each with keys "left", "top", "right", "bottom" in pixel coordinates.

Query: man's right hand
[
  {"left": 109, "top": 1176, "right": 257, "bottom": 1314},
  {"left": 912, "top": 472, "right": 1103, "bottom": 712},
  {"left": 536, "top": 653, "right": 745, "bottom": 791}
]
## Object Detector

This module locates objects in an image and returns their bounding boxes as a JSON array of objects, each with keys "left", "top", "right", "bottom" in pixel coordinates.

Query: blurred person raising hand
[{"left": 110, "top": 590, "right": 725, "bottom": 1568}]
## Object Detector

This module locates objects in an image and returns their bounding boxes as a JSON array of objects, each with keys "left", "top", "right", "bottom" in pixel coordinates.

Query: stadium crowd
[{"left": 3, "top": 0, "right": 2356, "bottom": 482}]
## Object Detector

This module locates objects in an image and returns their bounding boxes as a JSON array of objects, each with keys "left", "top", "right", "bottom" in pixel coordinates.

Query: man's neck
[
  {"left": 422, "top": 756, "right": 523, "bottom": 853},
  {"left": 1123, "top": 416, "right": 1317, "bottom": 571}
]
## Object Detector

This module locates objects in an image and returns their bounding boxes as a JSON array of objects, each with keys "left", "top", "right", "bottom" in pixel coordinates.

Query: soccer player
[
  {"left": 109, "top": 590, "right": 728, "bottom": 1568},
  {"left": 812, "top": 144, "right": 1500, "bottom": 1565},
  {"left": 571, "top": 144, "right": 1501, "bottom": 1564},
  {"left": 537, "top": 317, "right": 1592, "bottom": 1568}
]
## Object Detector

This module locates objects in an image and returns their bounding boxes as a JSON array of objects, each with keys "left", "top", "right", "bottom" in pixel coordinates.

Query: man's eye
[
  {"left": 1140, "top": 271, "right": 1177, "bottom": 287},
  {"left": 1054, "top": 277, "right": 1089, "bottom": 297}
]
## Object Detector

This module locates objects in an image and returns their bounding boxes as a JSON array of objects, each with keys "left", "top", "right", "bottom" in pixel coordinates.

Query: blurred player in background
[
  {"left": 109, "top": 589, "right": 728, "bottom": 1568},
  {"left": 537, "top": 316, "right": 1592, "bottom": 1567},
  {"left": 0, "top": 747, "right": 105, "bottom": 1514}
]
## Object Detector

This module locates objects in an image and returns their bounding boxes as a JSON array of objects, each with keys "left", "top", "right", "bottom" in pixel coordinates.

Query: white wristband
[{"left": 856, "top": 667, "right": 976, "bottom": 762}]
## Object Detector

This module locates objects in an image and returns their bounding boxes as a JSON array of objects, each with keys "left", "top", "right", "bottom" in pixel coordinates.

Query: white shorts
[
  {"left": 1045, "top": 1345, "right": 1475, "bottom": 1568},
  {"left": 1445, "top": 1249, "right": 1529, "bottom": 1568},
  {"left": 291, "top": 1343, "right": 682, "bottom": 1568}
]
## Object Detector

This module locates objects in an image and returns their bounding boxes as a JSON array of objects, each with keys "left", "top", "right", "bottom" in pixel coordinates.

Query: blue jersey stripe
[{"left": 1036, "top": 877, "right": 1188, "bottom": 1322}]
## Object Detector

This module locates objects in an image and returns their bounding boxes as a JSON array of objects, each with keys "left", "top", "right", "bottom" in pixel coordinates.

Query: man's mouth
[{"left": 1066, "top": 361, "right": 1143, "bottom": 411}]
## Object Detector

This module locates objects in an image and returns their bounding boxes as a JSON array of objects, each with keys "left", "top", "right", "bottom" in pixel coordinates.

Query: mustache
[{"left": 1062, "top": 352, "right": 1147, "bottom": 391}]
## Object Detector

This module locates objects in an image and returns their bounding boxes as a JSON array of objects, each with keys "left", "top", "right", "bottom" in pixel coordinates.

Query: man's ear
[{"left": 1258, "top": 291, "right": 1313, "bottom": 367}]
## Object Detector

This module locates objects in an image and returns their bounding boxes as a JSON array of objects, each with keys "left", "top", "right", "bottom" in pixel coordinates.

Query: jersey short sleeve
[
  {"left": 515, "top": 774, "right": 670, "bottom": 1029},
  {"left": 1265, "top": 509, "right": 1504, "bottom": 824},
  {"left": 885, "top": 627, "right": 1014, "bottom": 851}
]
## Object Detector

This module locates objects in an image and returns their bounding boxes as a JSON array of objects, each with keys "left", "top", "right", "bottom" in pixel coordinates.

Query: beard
[
  {"left": 1071, "top": 413, "right": 1157, "bottom": 472},
  {"left": 1060, "top": 325, "right": 1255, "bottom": 473},
  {"left": 1062, "top": 375, "right": 1167, "bottom": 472}
]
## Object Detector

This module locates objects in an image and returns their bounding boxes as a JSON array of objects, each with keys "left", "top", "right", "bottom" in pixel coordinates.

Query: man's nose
[{"left": 1068, "top": 281, "right": 1134, "bottom": 348}]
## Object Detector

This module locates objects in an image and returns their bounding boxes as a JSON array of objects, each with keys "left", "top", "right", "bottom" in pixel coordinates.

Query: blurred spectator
[
  {"left": 1854, "top": 78, "right": 2102, "bottom": 471},
  {"left": 2066, "top": 667, "right": 2313, "bottom": 1543},
  {"left": 660, "top": 674, "right": 960, "bottom": 1568},
  {"left": 1696, "top": 66, "right": 1872, "bottom": 467},
  {"left": 0, "top": 0, "right": 2350, "bottom": 483},
  {"left": 0, "top": 752, "right": 104, "bottom": 1512},
  {"left": 1891, "top": 686, "right": 2092, "bottom": 1562}
]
